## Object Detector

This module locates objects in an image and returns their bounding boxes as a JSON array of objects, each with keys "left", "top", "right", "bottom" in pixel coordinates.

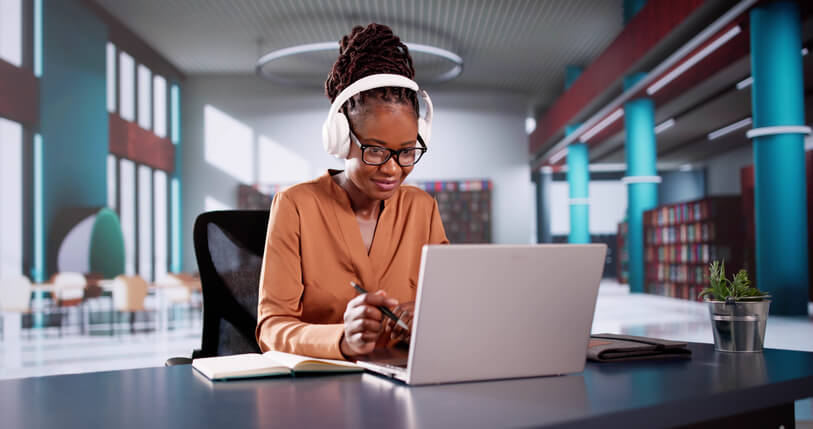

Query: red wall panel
[
  {"left": 0, "top": 59, "right": 38, "bottom": 127},
  {"left": 109, "top": 113, "right": 175, "bottom": 172}
]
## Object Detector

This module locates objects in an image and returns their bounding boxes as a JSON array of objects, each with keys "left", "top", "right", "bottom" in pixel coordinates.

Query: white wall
[
  {"left": 549, "top": 180, "right": 627, "bottom": 236},
  {"left": 182, "top": 75, "right": 533, "bottom": 271},
  {"left": 705, "top": 144, "right": 753, "bottom": 195}
]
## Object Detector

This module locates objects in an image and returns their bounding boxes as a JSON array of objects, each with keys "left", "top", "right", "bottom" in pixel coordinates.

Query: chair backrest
[
  {"left": 0, "top": 275, "right": 33, "bottom": 312},
  {"left": 110, "top": 275, "right": 149, "bottom": 312},
  {"left": 193, "top": 210, "right": 269, "bottom": 358},
  {"left": 52, "top": 272, "right": 86, "bottom": 302}
]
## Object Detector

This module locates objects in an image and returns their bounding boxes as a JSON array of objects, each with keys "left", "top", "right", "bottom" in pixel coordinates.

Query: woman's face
[{"left": 345, "top": 101, "right": 419, "bottom": 201}]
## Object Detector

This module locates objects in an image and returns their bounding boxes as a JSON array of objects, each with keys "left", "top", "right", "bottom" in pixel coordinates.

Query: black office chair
[{"left": 165, "top": 210, "right": 269, "bottom": 366}]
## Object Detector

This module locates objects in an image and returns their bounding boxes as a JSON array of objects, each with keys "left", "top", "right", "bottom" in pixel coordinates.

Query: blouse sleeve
[
  {"left": 429, "top": 198, "right": 450, "bottom": 245},
  {"left": 255, "top": 191, "right": 345, "bottom": 359}
]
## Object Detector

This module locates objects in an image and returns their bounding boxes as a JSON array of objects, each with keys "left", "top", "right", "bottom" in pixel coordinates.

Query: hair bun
[{"left": 325, "top": 23, "right": 415, "bottom": 102}]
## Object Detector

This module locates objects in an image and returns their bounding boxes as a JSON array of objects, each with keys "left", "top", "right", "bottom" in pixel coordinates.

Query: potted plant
[{"left": 699, "top": 260, "right": 771, "bottom": 352}]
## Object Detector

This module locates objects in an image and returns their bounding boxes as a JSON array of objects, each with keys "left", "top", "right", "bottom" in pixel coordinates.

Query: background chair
[
  {"left": 166, "top": 210, "right": 269, "bottom": 365},
  {"left": 52, "top": 272, "right": 87, "bottom": 335},
  {"left": 110, "top": 275, "right": 149, "bottom": 334},
  {"left": 0, "top": 275, "right": 33, "bottom": 341},
  {"left": 154, "top": 272, "right": 201, "bottom": 331}
]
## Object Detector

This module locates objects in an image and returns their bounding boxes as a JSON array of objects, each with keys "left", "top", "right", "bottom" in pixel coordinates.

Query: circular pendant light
[{"left": 256, "top": 41, "right": 463, "bottom": 87}]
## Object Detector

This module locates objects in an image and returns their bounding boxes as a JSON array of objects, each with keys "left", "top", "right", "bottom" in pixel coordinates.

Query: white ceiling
[{"left": 94, "top": 0, "right": 624, "bottom": 109}]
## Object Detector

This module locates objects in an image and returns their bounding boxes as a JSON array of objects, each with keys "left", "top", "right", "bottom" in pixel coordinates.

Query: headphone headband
[
  {"left": 328, "top": 73, "right": 419, "bottom": 117},
  {"left": 322, "top": 73, "right": 432, "bottom": 159}
]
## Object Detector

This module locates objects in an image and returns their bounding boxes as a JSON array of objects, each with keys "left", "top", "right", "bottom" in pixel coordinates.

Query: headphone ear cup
[
  {"left": 417, "top": 89, "right": 433, "bottom": 146},
  {"left": 322, "top": 112, "right": 352, "bottom": 159},
  {"left": 418, "top": 118, "right": 431, "bottom": 146}
]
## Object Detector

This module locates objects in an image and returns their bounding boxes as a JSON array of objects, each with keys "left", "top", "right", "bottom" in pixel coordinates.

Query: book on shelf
[
  {"left": 192, "top": 350, "right": 362, "bottom": 381},
  {"left": 643, "top": 197, "right": 743, "bottom": 301}
]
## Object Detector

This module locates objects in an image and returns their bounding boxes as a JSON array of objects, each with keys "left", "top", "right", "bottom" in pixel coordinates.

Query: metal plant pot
[{"left": 707, "top": 299, "right": 770, "bottom": 352}]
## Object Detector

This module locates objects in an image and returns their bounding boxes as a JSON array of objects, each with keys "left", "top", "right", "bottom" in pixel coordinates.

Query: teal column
[
  {"left": 623, "top": 0, "right": 648, "bottom": 24},
  {"left": 565, "top": 65, "right": 584, "bottom": 90},
  {"left": 624, "top": 73, "right": 659, "bottom": 293},
  {"left": 749, "top": 1, "right": 809, "bottom": 315},
  {"left": 565, "top": 66, "right": 589, "bottom": 244},
  {"left": 566, "top": 125, "right": 590, "bottom": 244},
  {"left": 171, "top": 84, "right": 183, "bottom": 273}
]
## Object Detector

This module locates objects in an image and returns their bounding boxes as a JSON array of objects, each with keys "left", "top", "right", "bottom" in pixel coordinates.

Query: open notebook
[{"left": 192, "top": 350, "right": 362, "bottom": 381}]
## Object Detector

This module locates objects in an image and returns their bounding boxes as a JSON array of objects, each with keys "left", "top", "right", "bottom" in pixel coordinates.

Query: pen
[{"left": 350, "top": 282, "right": 411, "bottom": 332}]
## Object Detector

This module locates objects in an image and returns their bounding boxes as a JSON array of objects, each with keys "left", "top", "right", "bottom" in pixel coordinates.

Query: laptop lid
[{"left": 401, "top": 244, "right": 606, "bottom": 385}]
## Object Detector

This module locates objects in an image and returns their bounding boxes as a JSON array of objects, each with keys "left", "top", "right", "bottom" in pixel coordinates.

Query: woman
[{"left": 256, "top": 23, "right": 448, "bottom": 360}]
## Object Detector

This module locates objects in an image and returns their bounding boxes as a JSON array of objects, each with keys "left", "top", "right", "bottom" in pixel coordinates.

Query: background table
[{"left": 2, "top": 343, "right": 813, "bottom": 428}]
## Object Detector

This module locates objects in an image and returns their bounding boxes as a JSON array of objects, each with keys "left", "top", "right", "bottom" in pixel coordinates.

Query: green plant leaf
[{"left": 705, "top": 260, "right": 768, "bottom": 301}]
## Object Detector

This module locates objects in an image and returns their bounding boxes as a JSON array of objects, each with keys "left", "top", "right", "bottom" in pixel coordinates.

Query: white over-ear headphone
[{"left": 322, "top": 73, "right": 433, "bottom": 159}]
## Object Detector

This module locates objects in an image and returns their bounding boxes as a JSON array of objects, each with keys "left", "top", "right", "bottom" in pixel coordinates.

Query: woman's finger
[
  {"left": 346, "top": 317, "right": 382, "bottom": 336},
  {"left": 362, "top": 290, "right": 398, "bottom": 308}
]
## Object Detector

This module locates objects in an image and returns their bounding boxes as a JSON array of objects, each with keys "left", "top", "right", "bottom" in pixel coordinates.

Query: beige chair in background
[
  {"left": 52, "top": 272, "right": 86, "bottom": 302},
  {"left": 0, "top": 275, "right": 33, "bottom": 312},
  {"left": 154, "top": 273, "right": 201, "bottom": 331},
  {"left": 110, "top": 275, "right": 149, "bottom": 334},
  {"left": 52, "top": 272, "right": 87, "bottom": 335},
  {"left": 0, "top": 275, "right": 33, "bottom": 342}
]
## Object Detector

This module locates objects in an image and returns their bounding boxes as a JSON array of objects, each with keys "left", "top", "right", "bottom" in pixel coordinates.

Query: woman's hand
[
  {"left": 386, "top": 301, "right": 415, "bottom": 343},
  {"left": 340, "top": 290, "right": 398, "bottom": 358}
]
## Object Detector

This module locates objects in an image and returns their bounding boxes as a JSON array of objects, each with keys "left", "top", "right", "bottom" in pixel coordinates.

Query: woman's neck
[{"left": 334, "top": 172, "right": 381, "bottom": 220}]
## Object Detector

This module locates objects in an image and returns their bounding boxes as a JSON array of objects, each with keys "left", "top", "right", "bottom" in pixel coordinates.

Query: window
[
  {"left": 119, "top": 159, "right": 136, "bottom": 275},
  {"left": 109, "top": 49, "right": 178, "bottom": 278},
  {"left": 106, "top": 43, "right": 116, "bottom": 113},
  {"left": 138, "top": 165, "right": 152, "bottom": 281},
  {"left": 171, "top": 178, "right": 181, "bottom": 273},
  {"left": 107, "top": 154, "right": 117, "bottom": 209},
  {"left": 0, "top": 118, "right": 23, "bottom": 278},
  {"left": 119, "top": 51, "right": 135, "bottom": 121},
  {"left": 171, "top": 85, "right": 180, "bottom": 144},
  {"left": 137, "top": 64, "right": 152, "bottom": 130},
  {"left": 153, "top": 170, "right": 168, "bottom": 281},
  {"left": 0, "top": 0, "right": 22, "bottom": 67},
  {"left": 153, "top": 75, "right": 167, "bottom": 138}
]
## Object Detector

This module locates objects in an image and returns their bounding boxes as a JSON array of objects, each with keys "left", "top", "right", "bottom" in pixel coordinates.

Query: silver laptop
[{"left": 357, "top": 244, "right": 607, "bottom": 385}]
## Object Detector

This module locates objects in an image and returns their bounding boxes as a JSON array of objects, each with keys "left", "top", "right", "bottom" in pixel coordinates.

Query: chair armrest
[{"left": 165, "top": 357, "right": 194, "bottom": 366}]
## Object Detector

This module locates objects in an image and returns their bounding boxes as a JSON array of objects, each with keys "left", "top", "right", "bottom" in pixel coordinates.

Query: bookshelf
[
  {"left": 617, "top": 222, "right": 629, "bottom": 284},
  {"left": 238, "top": 179, "right": 493, "bottom": 244},
  {"left": 644, "top": 196, "right": 744, "bottom": 301},
  {"left": 411, "top": 179, "right": 493, "bottom": 244}
]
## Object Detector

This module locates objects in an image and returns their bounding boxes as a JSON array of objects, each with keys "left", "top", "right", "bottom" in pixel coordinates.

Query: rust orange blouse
[{"left": 256, "top": 170, "right": 448, "bottom": 359}]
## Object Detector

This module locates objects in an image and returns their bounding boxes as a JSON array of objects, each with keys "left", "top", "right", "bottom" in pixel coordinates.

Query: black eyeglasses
[{"left": 349, "top": 131, "right": 427, "bottom": 167}]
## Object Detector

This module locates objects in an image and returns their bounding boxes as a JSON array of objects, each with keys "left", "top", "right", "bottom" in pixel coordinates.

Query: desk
[{"left": 1, "top": 343, "right": 812, "bottom": 428}]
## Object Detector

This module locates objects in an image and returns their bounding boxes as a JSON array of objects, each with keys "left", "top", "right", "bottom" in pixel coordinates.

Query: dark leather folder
[{"left": 587, "top": 334, "right": 692, "bottom": 362}]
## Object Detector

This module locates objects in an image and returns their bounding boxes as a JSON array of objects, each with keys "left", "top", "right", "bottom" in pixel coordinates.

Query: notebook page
[
  {"left": 193, "top": 353, "right": 288, "bottom": 379},
  {"left": 262, "top": 350, "right": 360, "bottom": 371}
]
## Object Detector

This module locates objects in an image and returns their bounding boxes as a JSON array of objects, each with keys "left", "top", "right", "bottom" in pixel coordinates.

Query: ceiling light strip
[
  {"left": 646, "top": 25, "right": 742, "bottom": 96},
  {"left": 654, "top": 118, "right": 676, "bottom": 134},
  {"left": 580, "top": 109, "right": 624, "bottom": 142},
  {"left": 708, "top": 117, "right": 752, "bottom": 140},
  {"left": 736, "top": 76, "right": 753, "bottom": 90},
  {"left": 621, "top": 176, "right": 662, "bottom": 184},
  {"left": 549, "top": 148, "right": 569, "bottom": 164},
  {"left": 746, "top": 125, "right": 812, "bottom": 139},
  {"left": 537, "top": 0, "right": 758, "bottom": 166}
]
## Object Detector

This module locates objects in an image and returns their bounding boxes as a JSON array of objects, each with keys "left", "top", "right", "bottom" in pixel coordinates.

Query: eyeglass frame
[{"left": 349, "top": 130, "right": 427, "bottom": 167}]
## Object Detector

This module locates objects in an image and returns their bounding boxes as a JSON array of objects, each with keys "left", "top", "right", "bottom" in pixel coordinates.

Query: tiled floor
[{"left": 1, "top": 279, "right": 811, "bottom": 424}]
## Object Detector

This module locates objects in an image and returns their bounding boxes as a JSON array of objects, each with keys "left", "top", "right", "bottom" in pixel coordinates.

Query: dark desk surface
[{"left": 2, "top": 343, "right": 813, "bottom": 429}]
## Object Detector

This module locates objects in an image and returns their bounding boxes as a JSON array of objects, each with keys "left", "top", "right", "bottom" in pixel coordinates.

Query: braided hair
[{"left": 325, "top": 23, "right": 419, "bottom": 117}]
